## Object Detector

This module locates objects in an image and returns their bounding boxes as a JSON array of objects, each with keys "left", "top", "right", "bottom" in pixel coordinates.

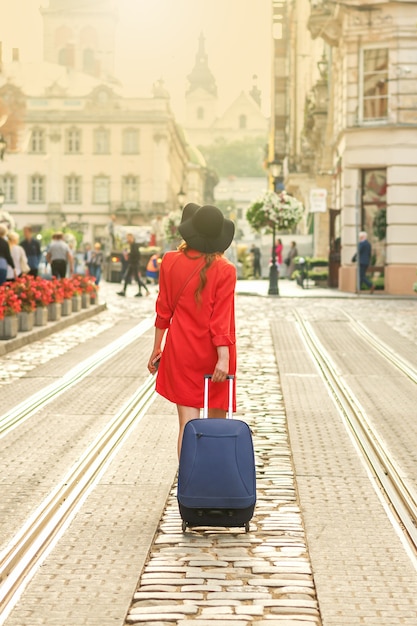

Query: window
[
  {"left": 29, "top": 175, "right": 45, "bottom": 203},
  {"left": 197, "top": 107, "right": 204, "bottom": 120},
  {"left": 239, "top": 114, "right": 247, "bottom": 129},
  {"left": 361, "top": 48, "right": 388, "bottom": 121},
  {"left": 122, "top": 175, "right": 139, "bottom": 202},
  {"left": 93, "top": 176, "right": 110, "bottom": 203},
  {"left": 30, "top": 128, "right": 45, "bottom": 153},
  {"left": 65, "top": 175, "right": 81, "bottom": 203},
  {"left": 122, "top": 129, "right": 139, "bottom": 154},
  {"left": 0, "top": 174, "right": 16, "bottom": 202},
  {"left": 94, "top": 128, "right": 110, "bottom": 154},
  {"left": 66, "top": 128, "right": 81, "bottom": 153}
]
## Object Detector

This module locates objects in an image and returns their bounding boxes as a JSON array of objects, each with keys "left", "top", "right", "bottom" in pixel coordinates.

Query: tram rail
[
  {"left": 340, "top": 309, "right": 417, "bottom": 385},
  {"left": 0, "top": 317, "right": 154, "bottom": 438},
  {"left": 294, "top": 310, "right": 417, "bottom": 564},
  {"left": 0, "top": 374, "right": 157, "bottom": 624}
]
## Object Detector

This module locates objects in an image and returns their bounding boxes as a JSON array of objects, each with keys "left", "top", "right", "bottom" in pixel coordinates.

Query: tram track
[
  {"left": 0, "top": 316, "right": 154, "bottom": 438},
  {"left": 0, "top": 373, "right": 157, "bottom": 624},
  {"left": 340, "top": 309, "right": 417, "bottom": 385},
  {"left": 294, "top": 310, "right": 417, "bottom": 564}
]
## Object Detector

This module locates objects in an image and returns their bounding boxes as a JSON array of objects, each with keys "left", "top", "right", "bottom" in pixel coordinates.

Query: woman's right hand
[{"left": 147, "top": 351, "right": 162, "bottom": 375}]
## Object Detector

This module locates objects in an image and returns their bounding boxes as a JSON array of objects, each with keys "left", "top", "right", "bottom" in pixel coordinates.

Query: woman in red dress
[{"left": 147, "top": 203, "right": 236, "bottom": 456}]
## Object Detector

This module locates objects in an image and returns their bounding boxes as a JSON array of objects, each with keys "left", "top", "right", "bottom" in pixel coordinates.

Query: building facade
[
  {"left": 184, "top": 34, "right": 268, "bottom": 147},
  {"left": 271, "top": 0, "right": 417, "bottom": 295},
  {"left": 0, "top": 0, "right": 206, "bottom": 247}
]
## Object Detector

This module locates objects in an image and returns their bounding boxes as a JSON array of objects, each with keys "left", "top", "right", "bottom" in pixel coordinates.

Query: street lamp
[
  {"left": 0, "top": 135, "right": 6, "bottom": 160},
  {"left": 177, "top": 188, "right": 186, "bottom": 207},
  {"left": 268, "top": 159, "right": 282, "bottom": 296}
]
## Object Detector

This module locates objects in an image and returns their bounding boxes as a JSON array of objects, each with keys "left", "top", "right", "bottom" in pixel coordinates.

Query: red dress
[{"left": 155, "top": 250, "right": 237, "bottom": 410}]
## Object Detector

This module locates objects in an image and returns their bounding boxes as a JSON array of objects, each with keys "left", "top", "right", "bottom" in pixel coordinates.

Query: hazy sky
[{"left": 0, "top": 0, "right": 272, "bottom": 121}]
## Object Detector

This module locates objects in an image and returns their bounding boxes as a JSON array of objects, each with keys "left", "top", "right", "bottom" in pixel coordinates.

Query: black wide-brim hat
[{"left": 178, "top": 204, "right": 235, "bottom": 254}]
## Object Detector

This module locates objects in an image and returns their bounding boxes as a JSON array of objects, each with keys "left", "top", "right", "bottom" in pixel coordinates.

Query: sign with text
[{"left": 309, "top": 188, "right": 327, "bottom": 213}]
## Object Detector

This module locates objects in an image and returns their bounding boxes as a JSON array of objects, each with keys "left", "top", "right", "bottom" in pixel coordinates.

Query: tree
[{"left": 198, "top": 136, "right": 267, "bottom": 177}]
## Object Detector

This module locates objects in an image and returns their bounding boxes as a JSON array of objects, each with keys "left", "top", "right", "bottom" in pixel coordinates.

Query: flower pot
[
  {"left": 81, "top": 293, "right": 91, "bottom": 308},
  {"left": 34, "top": 307, "right": 48, "bottom": 326},
  {"left": 0, "top": 315, "right": 19, "bottom": 340},
  {"left": 61, "top": 298, "right": 72, "bottom": 316},
  {"left": 18, "top": 310, "right": 35, "bottom": 332},
  {"left": 90, "top": 292, "right": 99, "bottom": 305},
  {"left": 72, "top": 295, "right": 82, "bottom": 312},
  {"left": 48, "top": 302, "right": 62, "bottom": 321}
]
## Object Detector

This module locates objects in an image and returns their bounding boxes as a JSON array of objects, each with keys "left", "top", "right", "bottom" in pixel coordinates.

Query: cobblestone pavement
[{"left": 125, "top": 309, "right": 320, "bottom": 625}]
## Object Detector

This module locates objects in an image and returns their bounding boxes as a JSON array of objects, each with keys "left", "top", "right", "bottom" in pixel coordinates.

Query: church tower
[
  {"left": 40, "top": 0, "right": 117, "bottom": 81},
  {"left": 185, "top": 34, "right": 218, "bottom": 130}
]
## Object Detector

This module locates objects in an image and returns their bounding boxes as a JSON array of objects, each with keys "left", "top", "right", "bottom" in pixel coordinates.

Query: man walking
[
  {"left": 117, "top": 233, "right": 149, "bottom": 297},
  {"left": 46, "top": 232, "right": 73, "bottom": 278},
  {"left": 353, "top": 231, "right": 374, "bottom": 293},
  {"left": 20, "top": 226, "right": 41, "bottom": 277}
]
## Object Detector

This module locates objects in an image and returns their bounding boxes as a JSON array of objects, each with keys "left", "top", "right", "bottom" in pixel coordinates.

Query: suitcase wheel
[
  {"left": 182, "top": 520, "right": 187, "bottom": 532},
  {"left": 245, "top": 522, "right": 250, "bottom": 533}
]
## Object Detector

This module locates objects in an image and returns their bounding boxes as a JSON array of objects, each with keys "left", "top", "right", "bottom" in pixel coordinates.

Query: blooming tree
[{"left": 246, "top": 190, "right": 304, "bottom": 233}]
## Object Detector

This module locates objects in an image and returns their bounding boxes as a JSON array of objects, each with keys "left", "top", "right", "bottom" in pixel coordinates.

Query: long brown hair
[{"left": 178, "top": 242, "right": 222, "bottom": 303}]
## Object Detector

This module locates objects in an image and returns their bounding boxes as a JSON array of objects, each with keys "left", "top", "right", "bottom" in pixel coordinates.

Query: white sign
[{"left": 309, "top": 188, "right": 327, "bottom": 213}]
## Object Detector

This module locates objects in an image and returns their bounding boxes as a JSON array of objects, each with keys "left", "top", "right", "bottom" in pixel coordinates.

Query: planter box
[
  {"left": 48, "top": 302, "right": 62, "bottom": 321},
  {"left": 18, "top": 310, "right": 35, "bottom": 332},
  {"left": 81, "top": 293, "right": 91, "bottom": 308},
  {"left": 0, "top": 315, "right": 19, "bottom": 340},
  {"left": 72, "top": 295, "right": 82, "bottom": 312},
  {"left": 61, "top": 299, "right": 72, "bottom": 316},
  {"left": 34, "top": 307, "right": 48, "bottom": 326}
]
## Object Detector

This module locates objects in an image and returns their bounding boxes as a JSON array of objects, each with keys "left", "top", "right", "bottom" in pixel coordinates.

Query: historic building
[
  {"left": 184, "top": 34, "right": 268, "bottom": 147},
  {"left": 271, "top": 0, "right": 417, "bottom": 295},
  {"left": 0, "top": 0, "right": 206, "bottom": 246}
]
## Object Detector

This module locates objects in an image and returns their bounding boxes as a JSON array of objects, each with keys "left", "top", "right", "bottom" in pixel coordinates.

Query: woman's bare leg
[
  {"left": 208, "top": 408, "right": 227, "bottom": 418},
  {"left": 176, "top": 405, "right": 200, "bottom": 458}
]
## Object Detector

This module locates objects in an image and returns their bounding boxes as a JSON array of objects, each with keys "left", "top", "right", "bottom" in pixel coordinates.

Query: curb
[{"left": 0, "top": 303, "right": 107, "bottom": 357}]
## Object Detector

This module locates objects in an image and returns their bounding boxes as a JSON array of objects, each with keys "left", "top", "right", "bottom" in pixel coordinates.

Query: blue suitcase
[{"left": 177, "top": 375, "right": 256, "bottom": 532}]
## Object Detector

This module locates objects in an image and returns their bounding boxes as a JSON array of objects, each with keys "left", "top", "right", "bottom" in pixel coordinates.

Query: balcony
[{"left": 308, "top": 1, "right": 342, "bottom": 46}]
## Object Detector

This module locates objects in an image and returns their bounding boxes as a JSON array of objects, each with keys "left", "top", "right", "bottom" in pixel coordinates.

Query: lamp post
[
  {"left": 267, "top": 159, "right": 282, "bottom": 296},
  {"left": 0, "top": 134, "right": 6, "bottom": 160},
  {"left": 177, "top": 188, "right": 186, "bottom": 208}
]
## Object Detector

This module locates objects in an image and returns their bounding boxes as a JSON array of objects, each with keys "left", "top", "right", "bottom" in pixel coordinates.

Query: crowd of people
[{"left": 249, "top": 239, "right": 299, "bottom": 280}]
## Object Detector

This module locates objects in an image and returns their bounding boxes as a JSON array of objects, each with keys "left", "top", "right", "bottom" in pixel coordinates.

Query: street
[{"left": 1, "top": 280, "right": 417, "bottom": 625}]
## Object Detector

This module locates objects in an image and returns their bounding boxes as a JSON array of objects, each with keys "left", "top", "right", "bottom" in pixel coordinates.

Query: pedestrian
[
  {"left": 46, "top": 232, "right": 73, "bottom": 278},
  {"left": 285, "top": 240, "right": 298, "bottom": 279},
  {"left": 147, "top": 203, "right": 236, "bottom": 457},
  {"left": 0, "top": 225, "right": 15, "bottom": 285},
  {"left": 89, "top": 242, "right": 104, "bottom": 286},
  {"left": 117, "top": 233, "right": 150, "bottom": 297},
  {"left": 84, "top": 243, "right": 93, "bottom": 275},
  {"left": 250, "top": 244, "right": 262, "bottom": 278},
  {"left": 275, "top": 238, "right": 283, "bottom": 273},
  {"left": 6, "top": 231, "right": 30, "bottom": 280},
  {"left": 352, "top": 230, "right": 374, "bottom": 293},
  {"left": 107, "top": 214, "right": 117, "bottom": 250},
  {"left": 20, "top": 226, "right": 41, "bottom": 277},
  {"left": 146, "top": 252, "right": 162, "bottom": 285}
]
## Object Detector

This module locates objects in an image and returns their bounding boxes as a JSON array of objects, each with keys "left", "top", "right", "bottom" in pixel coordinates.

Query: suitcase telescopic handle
[{"left": 203, "top": 374, "right": 234, "bottom": 420}]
